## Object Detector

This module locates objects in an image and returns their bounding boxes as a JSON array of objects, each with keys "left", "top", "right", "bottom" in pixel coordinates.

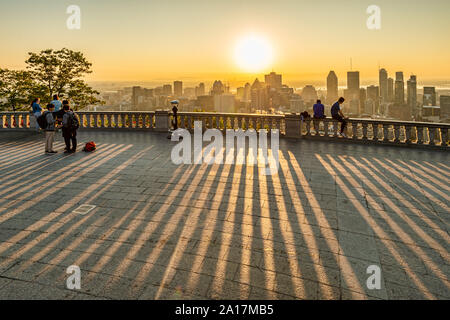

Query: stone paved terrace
[{"left": 0, "top": 130, "right": 448, "bottom": 300}]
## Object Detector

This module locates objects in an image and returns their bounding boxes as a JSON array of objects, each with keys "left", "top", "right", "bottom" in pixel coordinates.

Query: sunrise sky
[{"left": 1, "top": 0, "right": 449, "bottom": 85}]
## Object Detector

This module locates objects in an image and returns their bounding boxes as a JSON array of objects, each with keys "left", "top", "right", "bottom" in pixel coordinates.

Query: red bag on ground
[{"left": 83, "top": 141, "right": 96, "bottom": 152}]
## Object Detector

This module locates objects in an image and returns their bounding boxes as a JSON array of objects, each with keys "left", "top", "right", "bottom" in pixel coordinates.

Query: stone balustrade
[{"left": 1, "top": 111, "right": 448, "bottom": 148}]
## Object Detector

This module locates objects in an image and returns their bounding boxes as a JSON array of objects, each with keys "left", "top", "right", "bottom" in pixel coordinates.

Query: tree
[
  {"left": 0, "top": 69, "right": 35, "bottom": 112},
  {"left": 26, "top": 48, "right": 103, "bottom": 110}
]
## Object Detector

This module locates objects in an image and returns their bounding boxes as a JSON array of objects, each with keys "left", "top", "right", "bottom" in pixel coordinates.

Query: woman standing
[{"left": 31, "top": 98, "right": 42, "bottom": 132}]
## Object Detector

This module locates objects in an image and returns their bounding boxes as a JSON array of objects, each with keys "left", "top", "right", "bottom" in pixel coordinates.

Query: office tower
[
  {"left": 211, "top": 80, "right": 225, "bottom": 95},
  {"left": 367, "top": 85, "right": 380, "bottom": 114},
  {"left": 326, "top": 71, "right": 338, "bottom": 104},
  {"left": 423, "top": 87, "right": 437, "bottom": 106},
  {"left": 440, "top": 96, "right": 450, "bottom": 122},
  {"left": 347, "top": 71, "right": 360, "bottom": 92},
  {"left": 174, "top": 81, "right": 183, "bottom": 97},
  {"left": 387, "top": 77, "right": 394, "bottom": 102},
  {"left": 162, "top": 84, "right": 172, "bottom": 95},
  {"left": 195, "top": 83, "right": 205, "bottom": 97},
  {"left": 132, "top": 86, "right": 142, "bottom": 106},
  {"left": 250, "top": 78, "right": 268, "bottom": 111},
  {"left": 407, "top": 75, "right": 417, "bottom": 113},
  {"left": 395, "top": 72, "right": 404, "bottom": 104},
  {"left": 379, "top": 68, "right": 388, "bottom": 103},
  {"left": 264, "top": 71, "right": 282, "bottom": 89},
  {"left": 346, "top": 71, "right": 360, "bottom": 101}
]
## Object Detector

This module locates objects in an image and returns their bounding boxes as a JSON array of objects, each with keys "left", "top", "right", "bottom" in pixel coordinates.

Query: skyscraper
[
  {"left": 367, "top": 85, "right": 380, "bottom": 114},
  {"left": 407, "top": 75, "right": 417, "bottom": 114},
  {"left": 346, "top": 71, "right": 360, "bottom": 115},
  {"left": 326, "top": 71, "right": 338, "bottom": 104},
  {"left": 211, "top": 80, "right": 225, "bottom": 95},
  {"left": 347, "top": 71, "right": 360, "bottom": 92},
  {"left": 440, "top": 96, "right": 450, "bottom": 122},
  {"left": 379, "top": 68, "right": 388, "bottom": 103},
  {"left": 395, "top": 72, "right": 405, "bottom": 104},
  {"left": 195, "top": 83, "right": 205, "bottom": 97},
  {"left": 387, "top": 77, "right": 394, "bottom": 102},
  {"left": 162, "top": 84, "right": 172, "bottom": 95},
  {"left": 423, "top": 87, "right": 437, "bottom": 106},
  {"left": 264, "top": 72, "right": 282, "bottom": 89},
  {"left": 174, "top": 81, "right": 183, "bottom": 97}
]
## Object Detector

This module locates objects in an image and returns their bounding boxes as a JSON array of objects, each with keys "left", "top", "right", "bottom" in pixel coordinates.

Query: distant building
[
  {"left": 423, "top": 87, "right": 437, "bottom": 106},
  {"left": 346, "top": 71, "right": 360, "bottom": 113},
  {"left": 379, "top": 68, "right": 388, "bottom": 103},
  {"left": 196, "top": 95, "right": 214, "bottom": 111},
  {"left": 265, "top": 72, "right": 282, "bottom": 89},
  {"left": 387, "top": 77, "right": 394, "bottom": 102},
  {"left": 162, "top": 84, "right": 172, "bottom": 95},
  {"left": 174, "top": 81, "right": 183, "bottom": 97},
  {"left": 326, "top": 71, "right": 338, "bottom": 104},
  {"left": 395, "top": 72, "right": 404, "bottom": 104},
  {"left": 407, "top": 75, "right": 417, "bottom": 117},
  {"left": 195, "top": 83, "right": 205, "bottom": 97},
  {"left": 211, "top": 80, "right": 225, "bottom": 95},
  {"left": 250, "top": 78, "right": 268, "bottom": 111},
  {"left": 366, "top": 85, "right": 380, "bottom": 114},
  {"left": 214, "top": 93, "right": 235, "bottom": 113},
  {"left": 440, "top": 96, "right": 450, "bottom": 122}
]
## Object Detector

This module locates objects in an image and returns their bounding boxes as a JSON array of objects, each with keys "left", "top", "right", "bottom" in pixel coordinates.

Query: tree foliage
[
  {"left": 0, "top": 48, "right": 103, "bottom": 111},
  {"left": 0, "top": 69, "right": 35, "bottom": 111}
]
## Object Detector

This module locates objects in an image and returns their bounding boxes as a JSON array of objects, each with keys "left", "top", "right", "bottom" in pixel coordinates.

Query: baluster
[
  {"left": 440, "top": 127, "right": 448, "bottom": 146},
  {"left": 405, "top": 125, "right": 412, "bottom": 144},
  {"left": 361, "top": 122, "right": 368, "bottom": 140},
  {"left": 373, "top": 123, "right": 379, "bottom": 142},
  {"left": 394, "top": 125, "right": 400, "bottom": 143},
  {"left": 351, "top": 122, "right": 358, "bottom": 140},
  {"left": 428, "top": 127, "right": 436, "bottom": 146},
  {"left": 323, "top": 119, "right": 329, "bottom": 137},
  {"left": 305, "top": 119, "right": 311, "bottom": 136},
  {"left": 332, "top": 119, "right": 339, "bottom": 137},
  {"left": 383, "top": 124, "right": 389, "bottom": 142},
  {"left": 416, "top": 126, "right": 424, "bottom": 144}
]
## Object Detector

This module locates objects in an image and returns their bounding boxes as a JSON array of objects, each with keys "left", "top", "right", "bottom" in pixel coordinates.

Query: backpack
[
  {"left": 83, "top": 141, "right": 96, "bottom": 152},
  {"left": 37, "top": 112, "right": 49, "bottom": 129},
  {"left": 67, "top": 112, "right": 80, "bottom": 130}
]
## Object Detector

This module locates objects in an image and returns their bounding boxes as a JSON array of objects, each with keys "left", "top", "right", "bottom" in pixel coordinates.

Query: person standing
[
  {"left": 31, "top": 98, "right": 42, "bottom": 132},
  {"left": 331, "top": 97, "right": 348, "bottom": 138},
  {"left": 61, "top": 104, "right": 79, "bottom": 153},
  {"left": 43, "top": 104, "right": 57, "bottom": 153}
]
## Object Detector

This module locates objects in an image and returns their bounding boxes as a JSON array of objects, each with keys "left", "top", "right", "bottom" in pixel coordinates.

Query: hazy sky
[{"left": 1, "top": 0, "right": 449, "bottom": 85}]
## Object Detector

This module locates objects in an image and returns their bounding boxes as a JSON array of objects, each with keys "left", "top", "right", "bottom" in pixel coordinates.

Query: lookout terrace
[{"left": 0, "top": 111, "right": 448, "bottom": 300}]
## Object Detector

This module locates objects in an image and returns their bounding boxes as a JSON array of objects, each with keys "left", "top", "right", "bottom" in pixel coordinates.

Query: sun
[{"left": 234, "top": 35, "right": 273, "bottom": 73}]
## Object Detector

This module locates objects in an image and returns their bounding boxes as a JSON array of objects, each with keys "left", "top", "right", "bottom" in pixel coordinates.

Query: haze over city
[{"left": 1, "top": 0, "right": 450, "bottom": 84}]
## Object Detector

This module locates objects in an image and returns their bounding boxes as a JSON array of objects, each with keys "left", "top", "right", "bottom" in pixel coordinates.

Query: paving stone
[{"left": 0, "top": 131, "right": 448, "bottom": 300}]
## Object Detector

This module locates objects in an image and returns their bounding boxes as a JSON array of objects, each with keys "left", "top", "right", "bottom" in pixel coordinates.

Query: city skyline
[{"left": 1, "top": 0, "right": 450, "bottom": 82}]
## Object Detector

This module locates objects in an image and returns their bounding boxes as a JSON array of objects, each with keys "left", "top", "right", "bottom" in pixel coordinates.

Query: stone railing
[
  {"left": 285, "top": 115, "right": 449, "bottom": 147},
  {"left": 1, "top": 111, "right": 448, "bottom": 148}
]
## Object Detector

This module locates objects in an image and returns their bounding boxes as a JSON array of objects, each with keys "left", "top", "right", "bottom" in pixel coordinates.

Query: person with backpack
[
  {"left": 61, "top": 104, "right": 79, "bottom": 153},
  {"left": 42, "top": 103, "right": 57, "bottom": 153}
]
